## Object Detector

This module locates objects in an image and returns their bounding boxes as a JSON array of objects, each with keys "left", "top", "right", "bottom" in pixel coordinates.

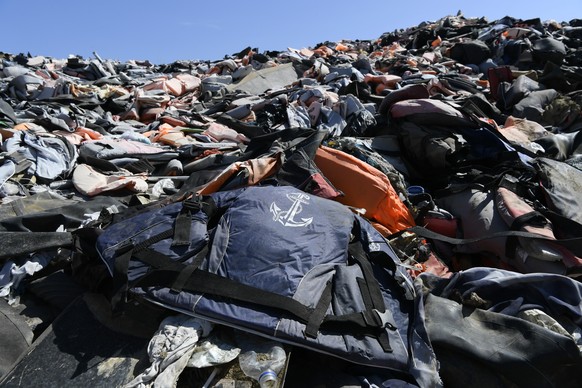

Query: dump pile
[{"left": 2, "top": 13, "right": 582, "bottom": 387}]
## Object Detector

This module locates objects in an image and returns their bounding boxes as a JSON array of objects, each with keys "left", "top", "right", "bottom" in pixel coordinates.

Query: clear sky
[{"left": 1, "top": 0, "right": 580, "bottom": 64}]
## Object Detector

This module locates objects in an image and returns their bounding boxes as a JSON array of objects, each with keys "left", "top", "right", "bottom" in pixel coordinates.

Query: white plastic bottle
[{"left": 237, "top": 334, "right": 287, "bottom": 388}]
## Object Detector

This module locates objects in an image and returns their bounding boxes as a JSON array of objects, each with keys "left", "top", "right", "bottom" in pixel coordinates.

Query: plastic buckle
[
  {"left": 371, "top": 309, "right": 397, "bottom": 331},
  {"left": 182, "top": 196, "right": 201, "bottom": 211},
  {"left": 115, "top": 240, "right": 135, "bottom": 255}
]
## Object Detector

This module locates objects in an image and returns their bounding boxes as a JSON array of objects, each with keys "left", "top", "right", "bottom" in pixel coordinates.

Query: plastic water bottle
[{"left": 237, "top": 334, "right": 287, "bottom": 388}]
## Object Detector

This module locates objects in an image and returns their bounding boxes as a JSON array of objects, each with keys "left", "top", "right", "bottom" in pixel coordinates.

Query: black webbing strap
[
  {"left": 172, "top": 209, "right": 192, "bottom": 246},
  {"left": 357, "top": 277, "right": 374, "bottom": 311},
  {"left": 349, "top": 240, "right": 386, "bottom": 314},
  {"left": 173, "top": 195, "right": 214, "bottom": 246},
  {"left": 348, "top": 222, "right": 394, "bottom": 352},
  {"left": 304, "top": 280, "right": 333, "bottom": 339},
  {"left": 133, "top": 247, "right": 178, "bottom": 269},
  {"left": 111, "top": 245, "right": 134, "bottom": 314},
  {"left": 170, "top": 246, "right": 208, "bottom": 293},
  {"left": 134, "top": 229, "right": 174, "bottom": 252},
  {"left": 510, "top": 211, "right": 548, "bottom": 230},
  {"left": 402, "top": 226, "right": 582, "bottom": 256},
  {"left": 354, "top": 276, "right": 394, "bottom": 352},
  {"left": 200, "top": 196, "right": 221, "bottom": 230},
  {"left": 322, "top": 309, "right": 396, "bottom": 331},
  {"left": 368, "top": 251, "right": 397, "bottom": 274}
]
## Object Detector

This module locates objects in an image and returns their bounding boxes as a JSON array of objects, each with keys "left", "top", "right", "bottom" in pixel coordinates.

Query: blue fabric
[{"left": 432, "top": 267, "right": 582, "bottom": 323}]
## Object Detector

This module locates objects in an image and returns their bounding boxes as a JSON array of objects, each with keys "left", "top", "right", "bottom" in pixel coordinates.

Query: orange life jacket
[{"left": 314, "top": 145, "right": 415, "bottom": 235}]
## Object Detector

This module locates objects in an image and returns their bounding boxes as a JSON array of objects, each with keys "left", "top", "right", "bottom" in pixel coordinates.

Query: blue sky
[{"left": 1, "top": 0, "right": 580, "bottom": 64}]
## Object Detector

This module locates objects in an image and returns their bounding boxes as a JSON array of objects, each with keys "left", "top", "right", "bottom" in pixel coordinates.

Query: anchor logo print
[{"left": 270, "top": 193, "right": 313, "bottom": 227}]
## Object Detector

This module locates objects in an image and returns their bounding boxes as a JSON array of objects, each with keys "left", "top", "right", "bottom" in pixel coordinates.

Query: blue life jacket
[{"left": 96, "top": 185, "right": 441, "bottom": 387}]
